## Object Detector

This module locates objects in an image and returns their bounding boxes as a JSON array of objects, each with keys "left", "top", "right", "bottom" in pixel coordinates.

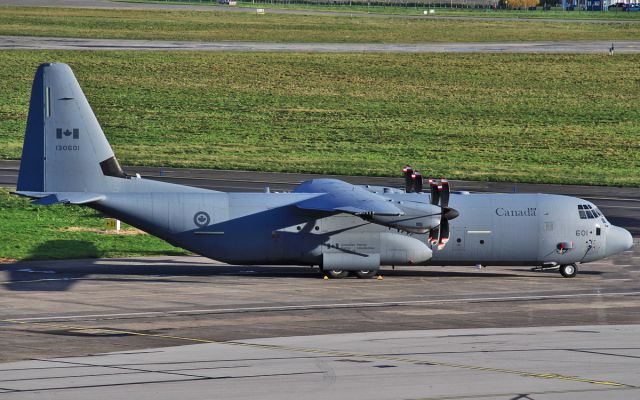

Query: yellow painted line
[{"left": 0, "top": 319, "right": 632, "bottom": 388}]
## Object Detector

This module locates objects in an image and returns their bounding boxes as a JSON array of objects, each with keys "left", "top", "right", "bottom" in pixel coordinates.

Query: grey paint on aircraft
[{"left": 14, "top": 63, "right": 634, "bottom": 278}]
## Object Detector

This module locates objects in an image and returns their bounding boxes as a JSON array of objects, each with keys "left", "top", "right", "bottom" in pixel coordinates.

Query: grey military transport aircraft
[{"left": 13, "top": 63, "right": 634, "bottom": 278}]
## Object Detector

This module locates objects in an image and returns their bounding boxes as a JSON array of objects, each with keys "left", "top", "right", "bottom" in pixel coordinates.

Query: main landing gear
[
  {"left": 323, "top": 269, "right": 350, "bottom": 279},
  {"left": 321, "top": 269, "right": 379, "bottom": 279}
]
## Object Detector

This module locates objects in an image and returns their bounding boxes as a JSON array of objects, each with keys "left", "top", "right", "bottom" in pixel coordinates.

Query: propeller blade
[
  {"left": 413, "top": 171, "right": 423, "bottom": 193},
  {"left": 403, "top": 165, "right": 414, "bottom": 193},
  {"left": 438, "top": 218, "right": 450, "bottom": 250},
  {"left": 429, "top": 179, "right": 440, "bottom": 205},
  {"left": 440, "top": 179, "right": 450, "bottom": 208},
  {"left": 428, "top": 225, "right": 440, "bottom": 245}
]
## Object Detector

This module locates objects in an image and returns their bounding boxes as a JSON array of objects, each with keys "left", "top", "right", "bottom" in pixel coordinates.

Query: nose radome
[{"left": 607, "top": 226, "right": 634, "bottom": 257}]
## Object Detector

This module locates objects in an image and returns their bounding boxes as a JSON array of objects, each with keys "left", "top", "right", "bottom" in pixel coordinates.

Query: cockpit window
[{"left": 578, "top": 204, "right": 602, "bottom": 220}]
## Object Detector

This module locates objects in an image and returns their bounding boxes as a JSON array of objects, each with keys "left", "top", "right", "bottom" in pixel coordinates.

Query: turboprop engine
[
  {"left": 293, "top": 173, "right": 458, "bottom": 250},
  {"left": 364, "top": 169, "right": 459, "bottom": 250}
]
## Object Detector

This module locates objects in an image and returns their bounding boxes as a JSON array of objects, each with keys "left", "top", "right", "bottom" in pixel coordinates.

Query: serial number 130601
[{"left": 56, "top": 145, "right": 80, "bottom": 151}]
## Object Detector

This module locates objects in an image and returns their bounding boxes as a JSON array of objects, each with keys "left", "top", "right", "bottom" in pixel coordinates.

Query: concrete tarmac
[
  {"left": 1, "top": 325, "right": 640, "bottom": 399},
  {"left": 2, "top": 160, "right": 639, "bottom": 236},
  {"left": 3, "top": 0, "right": 640, "bottom": 24},
  {"left": 3, "top": 35, "right": 640, "bottom": 53}
]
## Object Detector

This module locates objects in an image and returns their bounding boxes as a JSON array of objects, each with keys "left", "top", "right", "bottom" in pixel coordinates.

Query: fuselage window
[{"left": 596, "top": 227, "right": 601, "bottom": 236}]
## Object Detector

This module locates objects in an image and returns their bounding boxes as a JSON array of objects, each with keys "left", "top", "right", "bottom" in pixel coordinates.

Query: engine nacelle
[{"left": 369, "top": 201, "right": 441, "bottom": 234}]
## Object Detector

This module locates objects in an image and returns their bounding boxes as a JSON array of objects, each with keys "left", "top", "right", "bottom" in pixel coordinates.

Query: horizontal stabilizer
[
  {"left": 13, "top": 191, "right": 105, "bottom": 205},
  {"left": 294, "top": 179, "right": 403, "bottom": 216}
]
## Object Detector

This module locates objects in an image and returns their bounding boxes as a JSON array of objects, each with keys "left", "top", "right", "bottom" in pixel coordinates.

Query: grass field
[
  {"left": 130, "top": 0, "right": 640, "bottom": 20},
  {"left": 0, "top": 189, "right": 188, "bottom": 261},
  {"left": 1, "top": 6, "right": 640, "bottom": 43},
  {"left": 1, "top": 50, "right": 638, "bottom": 186}
]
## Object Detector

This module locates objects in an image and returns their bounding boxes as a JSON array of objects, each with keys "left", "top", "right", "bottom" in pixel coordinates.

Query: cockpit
[{"left": 577, "top": 203, "right": 607, "bottom": 224}]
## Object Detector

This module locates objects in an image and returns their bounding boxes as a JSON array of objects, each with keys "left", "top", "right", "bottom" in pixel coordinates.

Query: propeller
[{"left": 427, "top": 178, "right": 459, "bottom": 250}]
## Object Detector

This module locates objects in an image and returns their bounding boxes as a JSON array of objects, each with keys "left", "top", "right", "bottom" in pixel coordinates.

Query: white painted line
[
  {"left": 5, "top": 311, "right": 166, "bottom": 321},
  {"left": 8, "top": 291, "right": 640, "bottom": 322}
]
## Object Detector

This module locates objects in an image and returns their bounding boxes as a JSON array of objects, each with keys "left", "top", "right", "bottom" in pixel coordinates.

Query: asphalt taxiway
[
  {"left": 0, "top": 238, "right": 638, "bottom": 363},
  {"left": 3, "top": 35, "right": 640, "bottom": 53}
]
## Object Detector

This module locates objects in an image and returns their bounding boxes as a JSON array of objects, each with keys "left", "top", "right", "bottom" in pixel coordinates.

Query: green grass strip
[{"left": 1, "top": 50, "right": 639, "bottom": 187}]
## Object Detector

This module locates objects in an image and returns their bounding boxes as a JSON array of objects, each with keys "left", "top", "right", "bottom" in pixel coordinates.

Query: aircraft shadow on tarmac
[{"left": 1, "top": 240, "right": 602, "bottom": 292}]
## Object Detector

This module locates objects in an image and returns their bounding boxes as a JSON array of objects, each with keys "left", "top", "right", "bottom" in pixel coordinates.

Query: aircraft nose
[{"left": 606, "top": 226, "right": 634, "bottom": 257}]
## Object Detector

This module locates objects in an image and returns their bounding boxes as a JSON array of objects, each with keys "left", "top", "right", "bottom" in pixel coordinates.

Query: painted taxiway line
[
  {"left": 6, "top": 290, "right": 640, "bottom": 323},
  {"left": 0, "top": 319, "right": 632, "bottom": 388}
]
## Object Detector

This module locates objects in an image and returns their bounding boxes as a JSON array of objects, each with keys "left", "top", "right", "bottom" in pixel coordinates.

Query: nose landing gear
[
  {"left": 559, "top": 263, "right": 578, "bottom": 278},
  {"left": 531, "top": 263, "right": 578, "bottom": 278}
]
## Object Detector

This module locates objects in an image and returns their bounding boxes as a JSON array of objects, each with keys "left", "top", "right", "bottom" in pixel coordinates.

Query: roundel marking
[{"left": 193, "top": 211, "right": 211, "bottom": 228}]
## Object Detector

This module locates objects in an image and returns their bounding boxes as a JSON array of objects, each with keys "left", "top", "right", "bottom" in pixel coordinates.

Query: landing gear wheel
[
  {"left": 324, "top": 270, "right": 350, "bottom": 279},
  {"left": 354, "top": 270, "right": 377, "bottom": 279},
  {"left": 559, "top": 263, "right": 577, "bottom": 278}
]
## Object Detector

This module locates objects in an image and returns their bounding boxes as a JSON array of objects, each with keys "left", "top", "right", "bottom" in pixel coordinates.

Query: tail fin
[{"left": 17, "top": 63, "right": 126, "bottom": 194}]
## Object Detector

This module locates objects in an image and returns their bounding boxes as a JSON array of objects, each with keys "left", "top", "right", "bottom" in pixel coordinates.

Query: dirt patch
[
  {"left": 59, "top": 227, "right": 147, "bottom": 235},
  {"left": 0, "top": 258, "right": 17, "bottom": 264}
]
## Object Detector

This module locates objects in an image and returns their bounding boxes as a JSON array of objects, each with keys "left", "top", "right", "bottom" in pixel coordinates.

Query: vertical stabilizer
[{"left": 17, "top": 63, "right": 125, "bottom": 193}]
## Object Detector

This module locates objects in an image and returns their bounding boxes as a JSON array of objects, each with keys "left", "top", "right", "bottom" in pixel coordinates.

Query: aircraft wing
[{"left": 293, "top": 179, "right": 403, "bottom": 216}]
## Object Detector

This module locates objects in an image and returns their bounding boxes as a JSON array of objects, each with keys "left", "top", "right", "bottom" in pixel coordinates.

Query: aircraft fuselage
[{"left": 93, "top": 188, "right": 630, "bottom": 270}]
